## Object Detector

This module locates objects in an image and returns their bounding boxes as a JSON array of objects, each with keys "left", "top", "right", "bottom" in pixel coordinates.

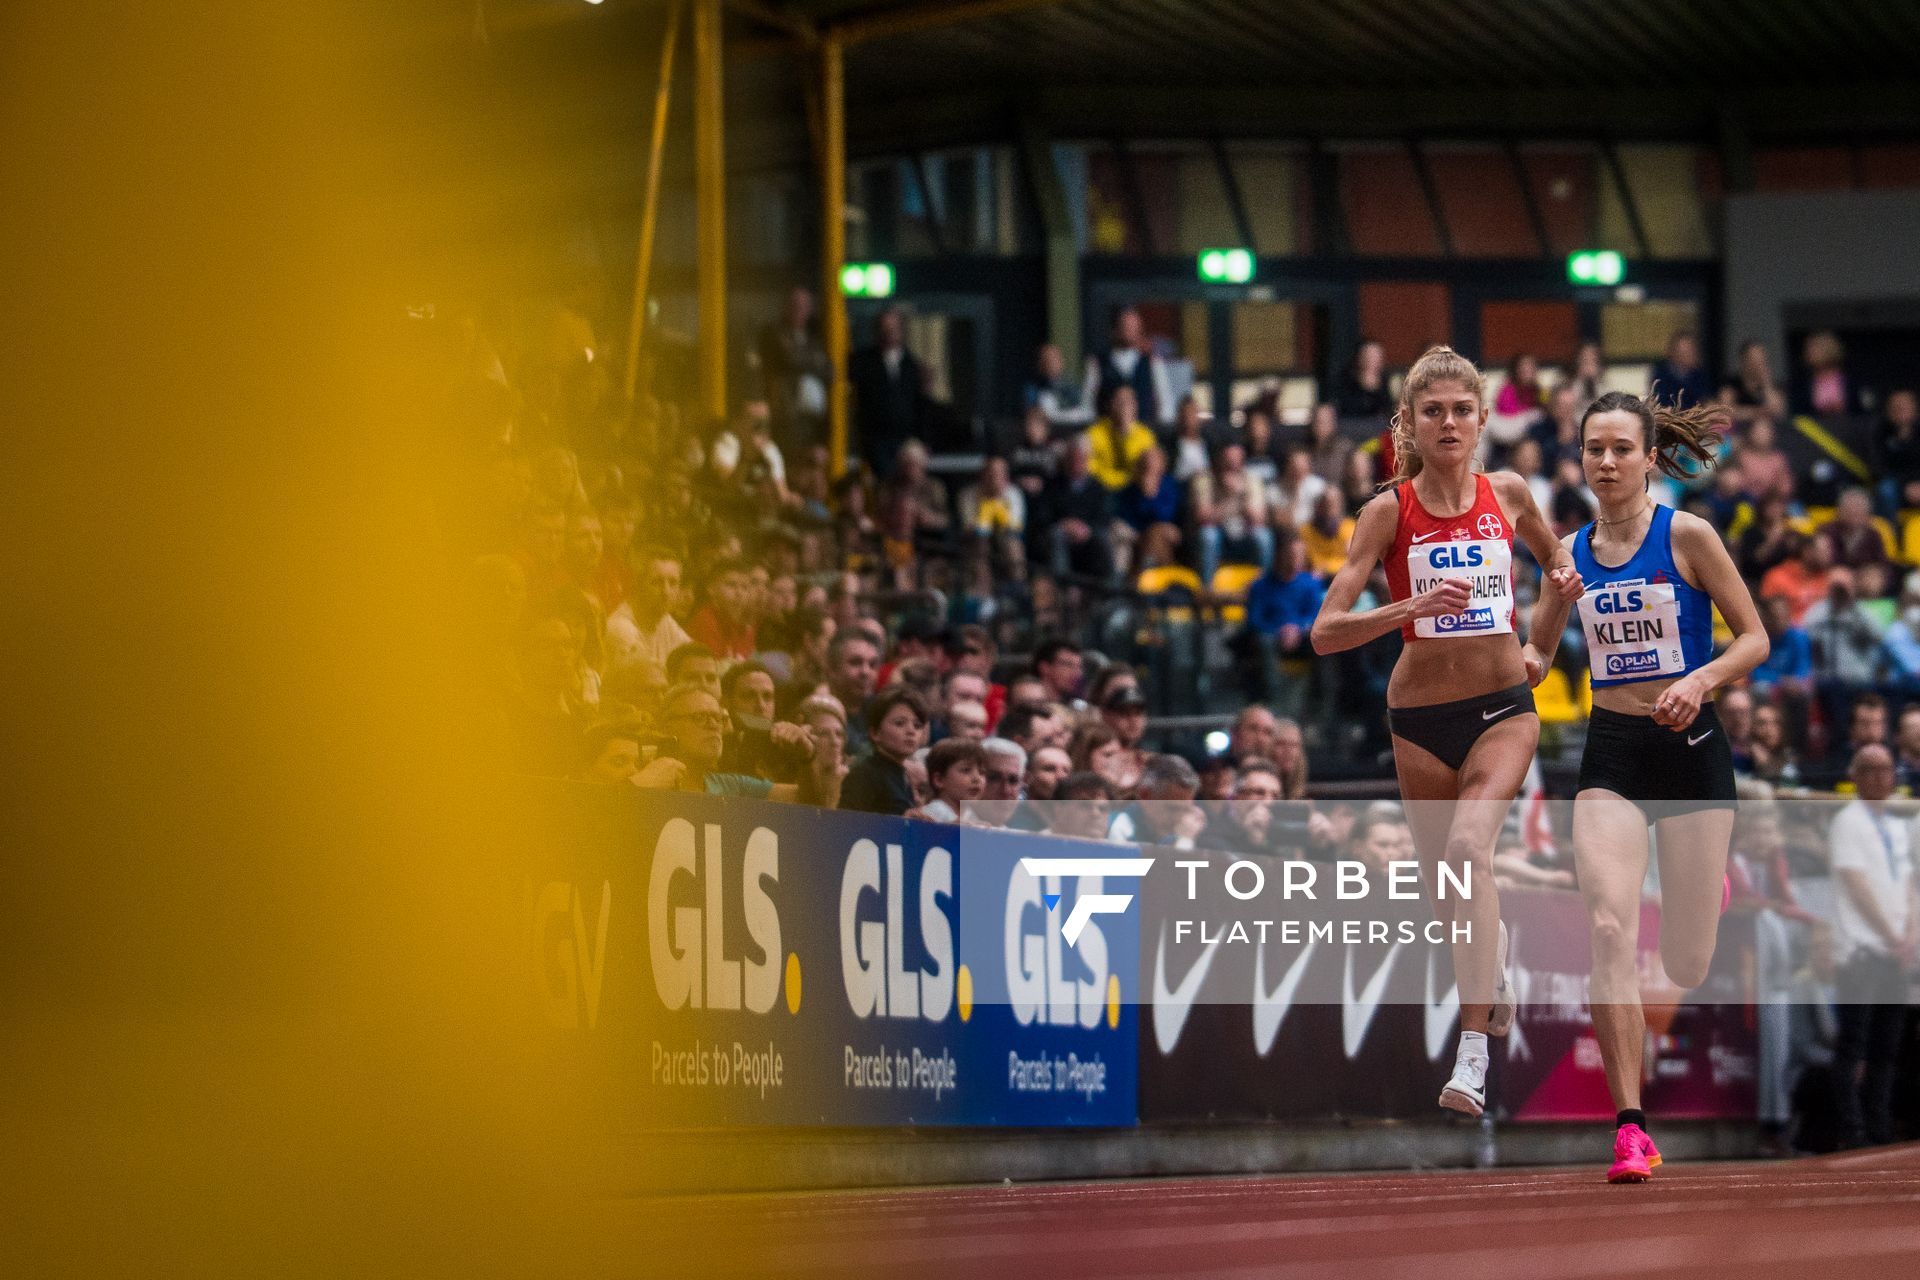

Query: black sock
[{"left": 1617, "top": 1108, "right": 1647, "bottom": 1132}]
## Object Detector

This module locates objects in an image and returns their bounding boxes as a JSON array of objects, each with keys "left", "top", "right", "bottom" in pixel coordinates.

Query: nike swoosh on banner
[
  {"left": 1152, "top": 924, "right": 1222, "bottom": 1056},
  {"left": 1341, "top": 941, "right": 1404, "bottom": 1059},
  {"left": 1688, "top": 730, "right": 1714, "bottom": 746},
  {"left": 1483, "top": 705, "right": 1515, "bottom": 721},
  {"left": 1411, "top": 531, "right": 1439, "bottom": 543},
  {"left": 1252, "top": 937, "right": 1318, "bottom": 1056}
]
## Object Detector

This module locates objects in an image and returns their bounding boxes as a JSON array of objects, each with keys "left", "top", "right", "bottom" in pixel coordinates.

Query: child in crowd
[{"left": 917, "top": 738, "right": 988, "bottom": 823}]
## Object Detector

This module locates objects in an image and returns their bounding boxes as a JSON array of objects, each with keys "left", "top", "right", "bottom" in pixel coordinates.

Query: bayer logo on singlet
[{"left": 1476, "top": 513, "right": 1503, "bottom": 539}]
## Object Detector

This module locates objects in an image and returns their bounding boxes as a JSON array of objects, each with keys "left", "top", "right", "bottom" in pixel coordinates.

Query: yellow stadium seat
[
  {"left": 1137, "top": 565, "right": 1203, "bottom": 597},
  {"left": 1797, "top": 505, "right": 1836, "bottom": 535},
  {"left": 1723, "top": 501, "right": 1756, "bottom": 543},
  {"left": 1534, "top": 668, "right": 1580, "bottom": 725},
  {"left": 1136, "top": 564, "right": 1203, "bottom": 623},
  {"left": 1211, "top": 563, "right": 1262, "bottom": 623},
  {"left": 1903, "top": 514, "right": 1920, "bottom": 566}
]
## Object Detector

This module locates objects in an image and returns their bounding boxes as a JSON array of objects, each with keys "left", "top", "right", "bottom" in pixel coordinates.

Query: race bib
[
  {"left": 1408, "top": 538, "right": 1513, "bottom": 639},
  {"left": 1579, "top": 579, "right": 1683, "bottom": 681}
]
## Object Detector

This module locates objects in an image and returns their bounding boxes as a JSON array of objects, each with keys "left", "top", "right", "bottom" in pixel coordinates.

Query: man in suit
[{"left": 849, "top": 306, "right": 926, "bottom": 477}]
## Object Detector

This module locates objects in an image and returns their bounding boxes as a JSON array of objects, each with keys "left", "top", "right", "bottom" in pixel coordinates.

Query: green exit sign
[
  {"left": 1567, "top": 249, "right": 1625, "bottom": 286},
  {"left": 839, "top": 262, "right": 895, "bottom": 298},
  {"left": 1197, "top": 248, "right": 1255, "bottom": 284}
]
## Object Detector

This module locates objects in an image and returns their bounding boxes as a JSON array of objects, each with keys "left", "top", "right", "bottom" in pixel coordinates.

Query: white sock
[{"left": 1457, "top": 1030, "right": 1489, "bottom": 1062}]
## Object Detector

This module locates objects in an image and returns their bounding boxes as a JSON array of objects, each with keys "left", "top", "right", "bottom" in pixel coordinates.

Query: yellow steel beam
[
  {"left": 624, "top": 0, "right": 683, "bottom": 404},
  {"left": 694, "top": 0, "right": 728, "bottom": 423},
  {"left": 819, "top": 34, "right": 849, "bottom": 476},
  {"left": 830, "top": 0, "right": 1065, "bottom": 46}
]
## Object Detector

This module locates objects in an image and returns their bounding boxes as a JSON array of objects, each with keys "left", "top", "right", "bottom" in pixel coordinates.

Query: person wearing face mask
[
  {"left": 1878, "top": 582, "right": 1920, "bottom": 694},
  {"left": 1802, "top": 567, "right": 1882, "bottom": 692}
]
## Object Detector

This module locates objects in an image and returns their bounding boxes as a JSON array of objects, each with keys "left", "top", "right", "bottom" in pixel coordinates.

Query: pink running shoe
[{"left": 1607, "top": 1123, "right": 1662, "bottom": 1183}]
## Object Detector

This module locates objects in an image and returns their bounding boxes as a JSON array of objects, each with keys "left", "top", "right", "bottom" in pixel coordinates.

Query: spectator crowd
[{"left": 439, "top": 289, "right": 1920, "bottom": 1154}]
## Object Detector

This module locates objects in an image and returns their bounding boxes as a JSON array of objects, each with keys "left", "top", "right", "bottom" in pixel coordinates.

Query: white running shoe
[
  {"left": 1439, "top": 1052, "right": 1488, "bottom": 1117},
  {"left": 1488, "top": 919, "right": 1515, "bottom": 1038}
]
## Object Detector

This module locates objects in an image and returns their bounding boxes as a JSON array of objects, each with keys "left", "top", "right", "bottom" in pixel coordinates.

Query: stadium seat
[
  {"left": 1137, "top": 564, "right": 1204, "bottom": 598},
  {"left": 1795, "top": 505, "right": 1836, "bottom": 536},
  {"left": 1135, "top": 565, "right": 1203, "bottom": 624},
  {"left": 1723, "top": 501, "right": 1756, "bottom": 543},
  {"left": 1534, "top": 668, "right": 1580, "bottom": 725},
  {"left": 1210, "top": 563, "right": 1262, "bottom": 623},
  {"left": 1899, "top": 514, "right": 1920, "bottom": 568}
]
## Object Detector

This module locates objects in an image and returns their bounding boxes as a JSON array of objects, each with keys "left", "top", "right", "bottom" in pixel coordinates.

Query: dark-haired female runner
[{"left": 1527, "top": 391, "right": 1766, "bottom": 1181}]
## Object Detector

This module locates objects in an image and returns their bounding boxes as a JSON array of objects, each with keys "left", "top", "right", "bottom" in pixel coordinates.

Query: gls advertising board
[{"left": 525, "top": 785, "right": 1138, "bottom": 1127}]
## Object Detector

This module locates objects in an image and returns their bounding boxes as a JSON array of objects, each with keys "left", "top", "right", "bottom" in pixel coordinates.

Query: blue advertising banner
[
  {"left": 525, "top": 784, "right": 1139, "bottom": 1128},
  {"left": 955, "top": 827, "right": 1140, "bottom": 1126}
]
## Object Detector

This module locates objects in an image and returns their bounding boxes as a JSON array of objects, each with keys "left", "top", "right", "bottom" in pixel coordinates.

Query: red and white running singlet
[{"left": 1383, "top": 473, "right": 1517, "bottom": 642}]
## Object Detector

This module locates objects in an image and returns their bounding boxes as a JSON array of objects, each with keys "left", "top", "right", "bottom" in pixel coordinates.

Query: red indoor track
[{"left": 629, "top": 1144, "right": 1920, "bottom": 1279}]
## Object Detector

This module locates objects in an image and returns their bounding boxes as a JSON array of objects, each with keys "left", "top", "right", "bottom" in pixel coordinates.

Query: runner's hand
[
  {"left": 1522, "top": 643, "right": 1548, "bottom": 688},
  {"left": 1408, "top": 578, "right": 1473, "bottom": 619},
  {"left": 1545, "top": 564, "right": 1584, "bottom": 602},
  {"left": 1651, "top": 673, "right": 1711, "bottom": 730}
]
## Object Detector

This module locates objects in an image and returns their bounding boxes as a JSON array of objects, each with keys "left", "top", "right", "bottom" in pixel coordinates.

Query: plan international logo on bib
[
  {"left": 1434, "top": 606, "right": 1496, "bottom": 634},
  {"left": 1605, "top": 648, "right": 1662, "bottom": 677}
]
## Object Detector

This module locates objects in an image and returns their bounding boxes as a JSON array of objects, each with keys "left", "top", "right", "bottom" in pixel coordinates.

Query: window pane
[
  {"left": 1227, "top": 143, "right": 1310, "bottom": 256},
  {"left": 1481, "top": 300, "right": 1578, "bottom": 368},
  {"left": 1518, "top": 146, "right": 1598, "bottom": 257},
  {"left": 1601, "top": 300, "right": 1697, "bottom": 361},
  {"left": 1424, "top": 143, "right": 1536, "bottom": 258},
  {"left": 1357, "top": 281, "right": 1451, "bottom": 367},
  {"left": 1617, "top": 145, "right": 1712, "bottom": 259},
  {"left": 1339, "top": 145, "right": 1442, "bottom": 256},
  {"left": 1231, "top": 300, "right": 1300, "bottom": 376}
]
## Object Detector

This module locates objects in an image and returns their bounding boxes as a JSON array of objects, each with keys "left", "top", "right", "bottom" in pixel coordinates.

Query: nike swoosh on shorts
[
  {"left": 1688, "top": 729, "right": 1714, "bottom": 746},
  {"left": 1483, "top": 705, "right": 1515, "bottom": 721}
]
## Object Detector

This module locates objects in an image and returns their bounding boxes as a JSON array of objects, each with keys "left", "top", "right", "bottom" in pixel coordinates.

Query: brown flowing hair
[
  {"left": 1581, "top": 390, "right": 1726, "bottom": 478},
  {"left": 1385, "top": 346, "right": 1485, "bottom": 486}
]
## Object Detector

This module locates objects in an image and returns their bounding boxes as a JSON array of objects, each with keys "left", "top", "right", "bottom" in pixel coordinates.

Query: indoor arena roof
[
  {"left": 444, "top": 0, "right": 1920, "bottom": 165},
  {"left": 767, "top": 0, "right": 1920, "bottom": 148}
]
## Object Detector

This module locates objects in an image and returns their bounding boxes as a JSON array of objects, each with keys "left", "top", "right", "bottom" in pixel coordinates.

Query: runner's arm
[
  {"left": 1652, "top": 511, "right": 1771, "bottom": 729},
  {"left": 1492, "top": 470, "right": 1581, "bottom": 595},
  {"left": 1522, "top": 531, "right": 1578, "bottom": 683},
  {"left": 1310, "top": 492, "right": 1469, "bottom": 654}
]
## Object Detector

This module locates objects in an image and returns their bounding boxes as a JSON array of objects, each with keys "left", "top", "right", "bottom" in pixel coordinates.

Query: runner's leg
[
  {"left": 1575, "top": 787, "right": 1652, "bottom": 1113},
  {"left": 1651, "top": 808, "right": 1735, "bottom": 989}
]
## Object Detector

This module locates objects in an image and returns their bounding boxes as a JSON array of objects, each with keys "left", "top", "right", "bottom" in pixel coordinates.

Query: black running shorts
[{"left": 1575, "top": 702, "right": 1737, "bottom": 818}]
